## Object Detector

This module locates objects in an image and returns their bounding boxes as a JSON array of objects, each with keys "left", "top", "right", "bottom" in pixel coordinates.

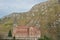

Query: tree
[
  {"left": 38, "top": 38, "right": 44, "bottom": 40},
  {"left": 44, "top": 36, "right": 51, "bottom": 40},
  {"left": 38, "top": 36, "right": 51, "bottom": 40},
  {"left": 8, "top": 30, "right": 12, "bottom": 37}
]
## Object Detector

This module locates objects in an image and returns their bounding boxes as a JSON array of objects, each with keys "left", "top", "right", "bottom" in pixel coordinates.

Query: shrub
[{"left": 8, "top": 30, "right": 12, "bottom": 37}]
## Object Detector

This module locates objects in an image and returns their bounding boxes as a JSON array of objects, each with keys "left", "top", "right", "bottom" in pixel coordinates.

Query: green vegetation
[
  {"left": 38, "top": 36, "right": 51, "bottom": 40},
  {"left": 8, "top": 30, "right": 12, "bottom": 37}
]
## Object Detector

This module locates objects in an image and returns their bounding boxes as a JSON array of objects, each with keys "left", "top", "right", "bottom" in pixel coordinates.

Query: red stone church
[{"left": 12, "top": 26, "right": 41, "bottom": 40}]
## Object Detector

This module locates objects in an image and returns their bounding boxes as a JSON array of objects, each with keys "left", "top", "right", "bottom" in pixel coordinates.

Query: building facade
[{"left": 12, "top": 26, "right": 41, "bottom": 40}]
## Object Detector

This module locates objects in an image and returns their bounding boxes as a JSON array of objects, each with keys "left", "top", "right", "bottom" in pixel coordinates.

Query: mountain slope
[{"left": 0, "top": 0, "right": 60, "bottom": 40}]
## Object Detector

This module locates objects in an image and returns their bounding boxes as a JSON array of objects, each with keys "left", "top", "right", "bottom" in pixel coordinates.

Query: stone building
[{"left": 12, "top": 26, "right": 41, "bottom": 40}]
